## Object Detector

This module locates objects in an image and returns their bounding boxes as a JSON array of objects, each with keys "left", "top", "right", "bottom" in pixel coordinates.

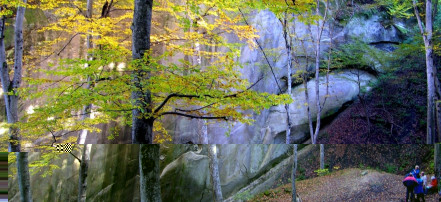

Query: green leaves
[
  {"left": 377, "top": 0, "right": 413, "bottom": 19},
  {"left": 17, "top": 0, "right": 294, "bottom": 144},
  {"left": 20, "top": 46, "right": 131, "bottom": 140},
  {"left": 331, "top": 38, "right": 391, "bottom": 71}
]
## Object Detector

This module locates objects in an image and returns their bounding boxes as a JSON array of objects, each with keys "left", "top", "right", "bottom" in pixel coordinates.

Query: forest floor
[
  {"left": 317, "top": 67, "right": 427, "bottom": 144},
  {"left": 276, "top": 144, "right": 433, "bottom": 184},
  {"left": 249, "top": 168, "right": 439, "bottom": 202}
]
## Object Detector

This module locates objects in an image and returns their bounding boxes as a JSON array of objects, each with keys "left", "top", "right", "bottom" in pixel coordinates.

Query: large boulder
[
  {"left": 167, "top": 9, "right": 394, "bottom": 144},
  {"left": 159, "top": 144, "right": 291, "bottom": 201},
  {"left": 160, "top": 151, "right": 211, "bottom": 202},
  {"left": 265, "top": 69, "right": 377, "bottom": 143}
]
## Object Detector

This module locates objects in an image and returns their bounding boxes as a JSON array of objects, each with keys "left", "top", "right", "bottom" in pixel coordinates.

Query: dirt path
[{"left": 250, "top": 168, "right": 438, "bottom": 202}]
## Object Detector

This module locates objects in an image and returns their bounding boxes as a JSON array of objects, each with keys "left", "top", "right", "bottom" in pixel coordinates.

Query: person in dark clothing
[
  {"left": 414, "top": 174, "right": 425, "bottom": 202},
  {"left": 404, "top": 173, "right": 417, "bottom": 202}
]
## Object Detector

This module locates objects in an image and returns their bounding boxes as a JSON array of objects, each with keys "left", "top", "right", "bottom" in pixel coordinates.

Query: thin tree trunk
[
  {"left": 282, "top": 12, "right": 293, "bottom": 144},
  {"left": 358, "top": 94, "right": 371, "bottom": 133},
  {"left": 16, "top": 152, "right": 32, "bottom": 202},
  {"left": 291, "top": 144, "right": 297, "bottom": 202},
  {"left": 322, "top": 15, "right": 333, "bottom": 109},
  {"left": 78, "top": 144, "right": 91, "bottom": 202},
  {"left": 198, "top": 112, "right": 208, "bottom": 144},
  {"left": 435, "top": 144, "right": 441, "bottom": 189},
  {"left": 413, "top": 0, "right": 437, "bottom": 144},
  {"left": 191, "top": 16, "right": 208, "bottom": 144},
  {"left": 299, "top": 35, "right": 314, "bottom": 142},
  {"left": 320, "top": 144, "right": 324, "bottom": 170},
  {"left": 355, "top": 71, "right": 371, "bottom": 134},
  {"left": 434, "top": 74, "right": 441, "bottom": 142},
  {"left": 139, "top": 144, "right": 161, "bottom": 202},
  {"left": 313, "top": 0, "right": 322, "bottom": 145},
  {"left": 304, "top": 78, "right": 314, "bottom": 138},
  {"left": 132, "top": 0, "right": 154, "bottom": 144},
  {"left": 78, "top": 0, "right": 94, "bottom": 144},
  {"left": 312, "top": 0, "right": 328, "bottom": 144},
  {"left": 208, "top": 144, "right": 223, "bottom": 201}
]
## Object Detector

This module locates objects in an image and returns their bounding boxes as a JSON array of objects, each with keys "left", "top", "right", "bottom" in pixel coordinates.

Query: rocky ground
[{"left": 250, "top": 168, "right": 439, "bottom": 202}]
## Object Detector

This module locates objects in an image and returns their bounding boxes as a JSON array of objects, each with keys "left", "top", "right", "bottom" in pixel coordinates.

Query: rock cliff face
[
  {"left": 1, "top": 7, "right": 406, "bottom": 145},
  {"left": 8, "top": 145, "right": 140, "bottom": 202},
  {"left": 169, "top": 10, "right": 404, "bottom": 144},
  {"left": 160, "top": 144, "right": 291, "bottom": 201}
]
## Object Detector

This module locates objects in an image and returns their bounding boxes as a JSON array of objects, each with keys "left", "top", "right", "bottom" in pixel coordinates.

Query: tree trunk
[
  {"left": 322, "top": 14, "right": 334, "bottom": 109},
  {"left": 292, "top": 144, "right": 297, "bottom": 202},
  {"left": 299, "top": 30, "right": 314, "bottom": 142},
  {"left": 16, "top": 152, "right": 32, "bottom": 202},
  {"left": 434, "top": 79, "right": 441, "bottom": 142},
  {"left": 0, "top": 10, "right": 13, "bottom": 149},
  {"left": 282, "top": 13, "right": 293, "bottom": 144},
  {"left": 312, "top": 0, "right": 328, "bottom": 144},
  {"left": 198, "top": 114, "right": 208, "bottom": 144},
  {"left": 435, "top": 144, "right": 441, "bottom": 189},
  {"left": 320, "top": 144, "right": 324, "bottom": 170},
  {"left": 78, "top": 0, "right": 94, "bottom": 144},
  {"left": 132, "top": 0, "right": 154, "bottom": 144},
  {"left": 78, "top": 144, "right": 91, "bottom": 202},
  {"left": 208, "top": 144, "right": 223, "bottom": 201},
  {"left": 356, "top": 71, "right": 371, "bottom": 134},
  {"left": 414, "top": 0, "right": 437, "bottom": 144},
  {"left": 190, "top": 16, "right": 208, "bottom": 144},
  {"left": 304, "top": 78, "right": 314, "bottom": 138},
  {"left": 139, "top": 144, "right": 161, "bottom": 202},
  {"left": 2, "top": 0, "right": 26, "bottom": 151},
  {"left": 304, "top": 0, "right": 328, "bottom": 144},
  {"left": 426, "top": 0, "right": 437, "bottom": 144}
]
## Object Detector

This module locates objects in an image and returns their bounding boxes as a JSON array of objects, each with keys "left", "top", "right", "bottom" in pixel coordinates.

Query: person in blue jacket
[
  {"left": 412, "top": 165, "right": 421, "bottom": 177},
  {"left": 414, "top": 173, "right": 425, "bottom": 202}
]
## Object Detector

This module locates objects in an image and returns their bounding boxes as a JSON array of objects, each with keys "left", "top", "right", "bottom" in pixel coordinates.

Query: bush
[
  {"left": 314, "top": 168, "right": 330, "bottom": 176},
  {"left": 384, "top": 163, "right": 397, "bottom": 173},
  {"left": 330, "top": 38, "right": 390, "bottom": 73},
  {"left": 264, "top": 190, "right": 272, "bottom": 196},
  {"left": 233, "top": 190, "right": 253, "bottom": 201}
]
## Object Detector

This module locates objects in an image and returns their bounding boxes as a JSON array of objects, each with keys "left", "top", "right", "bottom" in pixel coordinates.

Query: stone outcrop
[
  {"left": 169, "top": 10, "right": 395, "bottom": 144},
  {"left": 8, "top": 145, "right": 140, "bottom": 202}
]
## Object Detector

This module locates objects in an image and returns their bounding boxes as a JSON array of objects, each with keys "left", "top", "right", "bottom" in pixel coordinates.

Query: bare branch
[
  {"left": 413, "top": 0, "right": 427, "bottom": 43},
  {"left": 154, "top": 75, "right": 263, "bottom": 114},
  {"left": 68, "top": 151, "right": 81, "bottom": 163},
  {"left": 238, "top": 9, "right": 283, "bottom": 93},
  {"left": 57, "top": 33, "right": 81, "bottom": 56},
  {"left": 160, "top": 111, "right": 228, "bottom": 121},
  {"left": 176, "top": 103, "right": 216, "bottom": 113}
]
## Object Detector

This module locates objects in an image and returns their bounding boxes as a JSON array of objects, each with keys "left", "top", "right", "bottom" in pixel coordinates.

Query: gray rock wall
[
  {"left": 169, "top": 10, "right": 400, "bottom": 144},
  {"left": 8, "top": 145, "right": 140, "bottom": 202},
  {"left": 160, "top": 144, "right": 291, "bottom": 201}
]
